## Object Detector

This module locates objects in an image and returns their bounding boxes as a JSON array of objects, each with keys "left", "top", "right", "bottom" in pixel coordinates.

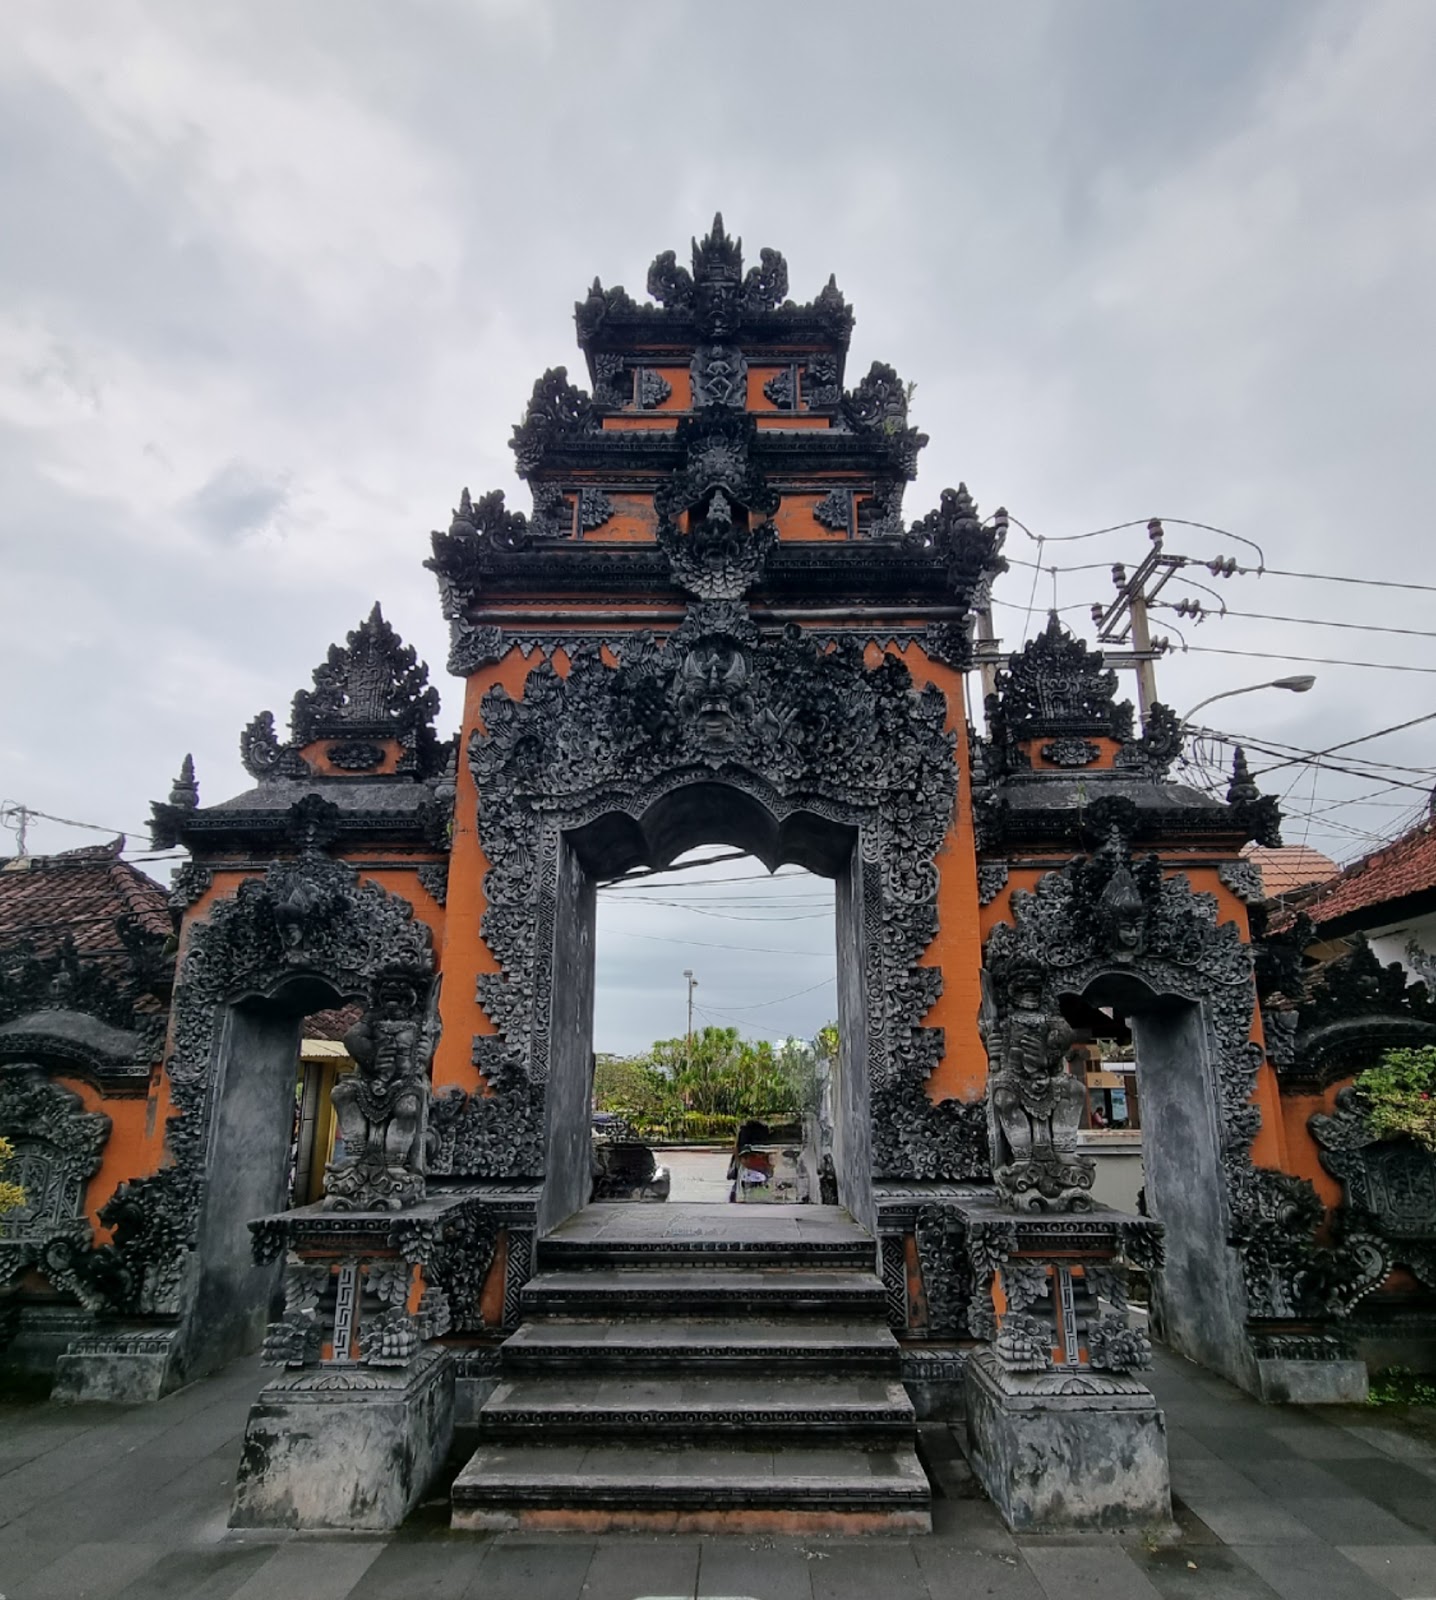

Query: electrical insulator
[
  {"left": 1173, "top": 598, "right": 1205, "bottom": 620},
  {"left": 1111, "top": 563, "right": 1127, "bottom": 586},
  {"left": 1091, "top": 604, "right": 1105, "bottom": 626},
  {"left": 1207, "top": 555, "right": 1238, "bottom": 578},
  {"left": 1147, "top": 518, "right": 1164, "bottom": 544}
]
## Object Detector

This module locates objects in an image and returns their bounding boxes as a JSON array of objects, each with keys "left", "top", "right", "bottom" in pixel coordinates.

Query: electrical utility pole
[
  {"left": 1091, "top": 519, "right": 1181, "bottom": 731},
  {"left": 683, "top": 969, "right": 697, "bottom": 1076}
]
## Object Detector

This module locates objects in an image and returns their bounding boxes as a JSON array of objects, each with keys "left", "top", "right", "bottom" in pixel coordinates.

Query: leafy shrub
[{"left": 1355, "top": 1046, "right": 1436, "bottom": 1152}]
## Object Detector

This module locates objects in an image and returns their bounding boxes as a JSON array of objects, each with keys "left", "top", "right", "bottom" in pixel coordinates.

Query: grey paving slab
[
  {"left": 1231, "top": 1459, "right": 1352, "bottom": 1500},
  {"left": 1183, "top": 1428, "right": 1300, "bottom": 1465},
  {"left": 1284, "top": 1495, "right": 1431, "bottom": 1545},
  {"left": 1337, "top": 1543, "right": 1436, "bottom": 1598},
  {"left": 1174, "top": 1497, "right": 1314, "bottom": 1545},
  {"left": 224, "top": 1537, "right": 386, "bottom": 1600},
  {"left": 915, "top": 1542, "right": 1044, "bottom": 1598},
  {"left": 1228, "top": 1543, "right": 1399, "bottom": 1600},
  {"left": 108, "top": 1544, "right": 278, "bottom": 1600},
  {"left": 1266, "top": 1423, "right": 1385, "bottom": 1461},
  {"left": 1171, "top": 1459, "right": 1264, "bottom": 1500},
  {"left": 807, "top": 1541, "right": 928, "bottom": 1600},
  {"left": 1390, "top": 1497, "right": 1436, "bottom": 1538},
  {"left": 10, "top": 1539, "right": 167, "bottom": 1600},
  {"left": 1021, "top": 1544, "right": 1163, "bottom": 1599},
  {"left": 1132, "top": 1547, "right": 1284, "bottom": 1599},
  {"left": 1340, "top": 1424, "right": 1436, "bottom": 1463},
  {"left": 696, "top": 1536, "right": 815, "bottom": 1600},
  {"left": 926, "top": 1495, "right": 1018, "bottom": 1551},
  {"left": 343, "top": 1536, "right": 488, "bottom": 1600},
  {"left": 476, "top": 1537, "right": 596, "bottom": 1600},
  {"left": 1321, "top": 1457, "right": 1436, "bottom": 1517},
  {"left": 580, "top": 1537, "right": 701, "bottom": 1599}
]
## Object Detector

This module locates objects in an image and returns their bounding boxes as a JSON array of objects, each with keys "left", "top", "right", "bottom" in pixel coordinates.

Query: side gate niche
[{"left": 54, "top": 846, "right": 435, "bottom": 1403}]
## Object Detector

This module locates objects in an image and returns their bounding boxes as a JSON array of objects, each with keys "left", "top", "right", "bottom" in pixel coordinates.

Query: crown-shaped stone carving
[
  {"left": 238, "top": 606, "right": 441, "bottom": 780},
  {"left": 989, "top": 613, "right": 1130, "bottom": 742}
]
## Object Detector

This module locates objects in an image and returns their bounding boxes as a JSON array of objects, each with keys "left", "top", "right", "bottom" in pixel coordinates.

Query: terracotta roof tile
[
  {"left": 1291, "top": 817, "right": 1436, "bottom": 929},
  {"left": 1241, "top": 844, "right": 1339, "bottom": 898},
  {"left": 303, "top": 1003, "right": 364, "bottom": 1041},
  {"left": 0, "top": 839, "right": 171, "bottom": 973}
]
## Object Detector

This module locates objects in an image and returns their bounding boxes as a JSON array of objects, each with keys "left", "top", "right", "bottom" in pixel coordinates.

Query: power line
[
  {"left": 695, "top": 976, "right": 837, "bottom": 1013},
  {"left": 604, "top": 928, "right": 830, "bottom": 957},
  {"left": 1225, "top": 563, "right": 1436, "bottom": 596},
  {"left": 1183, "top": 644, "right": 1436, "bottom": 676},
  {"left": 1243, "top": 711, "right": 1436, "bottom": 778},
  {"left": 1158, "top": 603, "right": 1436, "bottom": 640}
]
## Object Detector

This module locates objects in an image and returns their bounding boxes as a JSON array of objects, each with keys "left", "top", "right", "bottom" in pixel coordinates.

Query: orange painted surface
[
  {"left": 580, "top": 492, "right": 657, "bottom": 543},
  {"left": 746, "top": 367, "right": 788, "bottom": 411},
  {"left": 1278, "top": 1083, "right": 1346, "bottom": 1209},
  {"left": 299, "top": 738, "right": 405, "bottom": 777},
  {"left": 1025, "top": 737, "right": 1124, "bottom": 773},
  {"left": 754, "top": 415, "right": 829, "bottom": 430},
  {"left": 434, "top": 646, "right": 546, "bottom": 1091},
  {"left": 479, "top": 1231, "right": 510, "bottom": 1326},
  {"left": 774, "top": 494, "right": 847, "bottom": 542},
  {"left": 601, "top": 414, "right": 676, "bottom": 432},
  {"left": 66, "top": 1070, "right": 170, "bottom": 1236},
  {"left": 896, "top": 643, "right": 988, "bottom": 1103}
]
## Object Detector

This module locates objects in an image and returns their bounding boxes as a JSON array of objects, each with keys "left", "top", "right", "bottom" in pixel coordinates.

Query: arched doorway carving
[
  {"left": 56, "top": 846, "right": 435, "bottom": 1390},
  {"left": 452, "top": 618, "right": 992, "bottom": 1232}
]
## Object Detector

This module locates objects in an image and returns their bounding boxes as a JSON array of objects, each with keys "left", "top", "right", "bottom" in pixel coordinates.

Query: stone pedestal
[
  {"left": 967, "top": 1352, "right": 1171, "bottom": 1532},
  {"left": 231, "top": 1347, "right": 453, "bottom": 1530},
  {"left": 228, "top": 1191, "right": 489, "bottom": 1529},
  {"left": 52, "top": 1328, "right": 179, "bottom": 1403},
  {"left": 1252, "top": 1332, "right": 1369, "bottom": 1404},
  {"left": 957, "top": 1194, "right": 1173, "bottom": 1533}
]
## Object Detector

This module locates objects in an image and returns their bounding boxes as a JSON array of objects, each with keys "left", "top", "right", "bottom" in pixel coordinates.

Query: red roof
[
  {"left": 1241, "top": 844, "right": 1339, "bottom": 899},
  {"left": 1296, "top": 816, "right": 1436, "bottom": 931},
  {"left": 0, "top": 838, "right": 171, "bottom": 974}
]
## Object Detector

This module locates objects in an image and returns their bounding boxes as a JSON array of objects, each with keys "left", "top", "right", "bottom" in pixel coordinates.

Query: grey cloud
[{"left": 185, "top": 459, "right": 289, "bottom": 542}]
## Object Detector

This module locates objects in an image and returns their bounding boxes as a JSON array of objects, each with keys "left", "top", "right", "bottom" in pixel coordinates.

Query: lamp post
[
  {"left": 683, "top": 970, "right": 697, "bottom": 1077},
  {"left": 1179, "top": 675, "right": 1316, "bottom": 732}
]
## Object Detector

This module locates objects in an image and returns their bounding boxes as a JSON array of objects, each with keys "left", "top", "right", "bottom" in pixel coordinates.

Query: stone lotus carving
[
  {"left": 979, "top": 960, "right": 1093, "bottom": 1211},
  {"left": 323, "top": 970, "right": 436, "bottom": 1212}
]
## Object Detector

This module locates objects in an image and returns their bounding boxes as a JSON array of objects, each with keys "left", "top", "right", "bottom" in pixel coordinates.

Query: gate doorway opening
[{"left": 593, "top": 846, "right": 838, "bottom": 1205}]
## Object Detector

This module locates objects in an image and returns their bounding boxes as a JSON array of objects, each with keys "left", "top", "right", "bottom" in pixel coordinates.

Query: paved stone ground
[
  {"left": 2, "top": 1347, "right": 1435, "bottom": 1600},
  {"left": 657, "top": 1148, "right": 732, "bottom": 1204}
]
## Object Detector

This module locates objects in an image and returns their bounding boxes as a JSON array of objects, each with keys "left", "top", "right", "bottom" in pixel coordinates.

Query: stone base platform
[
  {"left": 451, "top": 1201, "right": 930, "bottom": 1534},
  {"left": 230, "top": 1347, "right": 453, "bottom": 1531},
  {"left": 52, "top": 1328, "right": 180, "bottom": 1403},
  {"left": 451, "top": 1440, "right": 931, "bottom": 1534},
  {"left": 965, "top": 1351, "right": 1174, "bottom": 1534}
]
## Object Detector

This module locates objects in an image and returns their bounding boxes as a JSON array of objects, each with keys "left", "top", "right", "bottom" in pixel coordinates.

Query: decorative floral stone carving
[
  {"left": 804, "top": 353, "right": 843, "bottom": 407},
  {"left": 529, "top": 483, "right": 572, "bottom": 539},
  {"left": 812, "top": 488, "right": 851, "bottom": 532},
  {"left": 637, "top": 369, "right": 671, "bottom": 409},
  {"left": 0, "top": 1068, "right": 111, "bottom": 1300},
  {"left": 1040, "top": 738, "right": 1099, "bottom": 768},
  {"left": 657, "top": 492, "right": 775, "bottom": 601},
  {"left": 577, "top": 488, "right": 613, "bottom": 532},
  {"left": 1219, "top": 859, "right": 1267, "bottom": 905},
  {"left": 762, "top": 368, "right": 795, "bottom": 409},
  {"left": 510, "top": 367, "right": 595, "bottom": 475},
  {"left": 326, "top": 742, "right": 385, "bottom": 771},
  {"left": 976, "top": 864, "right": 1009, "bottom": 907}
]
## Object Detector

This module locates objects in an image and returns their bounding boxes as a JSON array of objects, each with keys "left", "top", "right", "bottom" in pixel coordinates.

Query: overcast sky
[{"left": 3, "top": 1, "right": 1433, "bottom": 1053}]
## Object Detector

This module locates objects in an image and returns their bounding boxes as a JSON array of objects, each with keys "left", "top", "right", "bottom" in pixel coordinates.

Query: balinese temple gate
[{"left": 10, "top": 219, "right": 1435, "bottom": 1535}]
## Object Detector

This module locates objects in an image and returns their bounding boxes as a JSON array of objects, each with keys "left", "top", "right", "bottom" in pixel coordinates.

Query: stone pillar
[
  {"left": 958, "top": 1194, "right": 1174, "bottom": 1534},
  {"left": 229, "top": 1196, "right": 482, "bottom": 1530}
]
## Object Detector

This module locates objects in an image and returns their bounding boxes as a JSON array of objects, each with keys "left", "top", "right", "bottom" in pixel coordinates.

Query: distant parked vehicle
[{"left": 590, "top": 1139, "right": 671, "bottom": 1201}]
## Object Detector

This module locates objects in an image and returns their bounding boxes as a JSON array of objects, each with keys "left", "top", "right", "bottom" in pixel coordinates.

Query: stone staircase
[{"left": 450, "top": 1203, "right": 931, "bottom": 1534}]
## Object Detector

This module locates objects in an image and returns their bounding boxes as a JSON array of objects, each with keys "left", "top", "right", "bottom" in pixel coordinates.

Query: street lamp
[
  {"left": 1179, "top": 675, "right": 1316, "bottom": 731},
  {"left": 683, "top": 970, "right": 697, "bottom": 1077}
]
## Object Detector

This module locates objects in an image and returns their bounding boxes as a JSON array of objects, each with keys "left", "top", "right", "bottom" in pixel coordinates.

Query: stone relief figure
[
  {"left": 979, "top": 959, "right": 1094, "bottom": 1211},
  {"left": 676, "top": 639, "right": 755, "bottom": 752},
  {"left": 324, "top": 970, "right": 435, "bottom": 1211}
]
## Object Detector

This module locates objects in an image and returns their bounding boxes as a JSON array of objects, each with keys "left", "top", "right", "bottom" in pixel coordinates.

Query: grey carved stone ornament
[
  {"left": 979, "top": 963, "right": 1093, "bottom": 1211},
  {"left": 323, "top": 971, "right": 437, "bottom": 1212}
]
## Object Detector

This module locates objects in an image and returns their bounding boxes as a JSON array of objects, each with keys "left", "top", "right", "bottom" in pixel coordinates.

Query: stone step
[
  {"left": 479, "top": 1372, "right": 915, "bottom": 1438},
  {"left": 501, "top": 1316, "right": 901, "bottom": 1373},
  {"left": 520, "top": 1267, "right": 888, "bottom": 1318},
  {"left": 537, "top": 1235, "right": 875, "bottom": 1271},
  {"left": 450, "top": 1439, "right": 932, "bottom": 1534}
]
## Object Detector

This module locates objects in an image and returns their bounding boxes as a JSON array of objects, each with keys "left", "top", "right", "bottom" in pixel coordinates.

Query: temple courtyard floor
[{"left": 2, "top": 1346, "right": 1435, "bottom": 1600}]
